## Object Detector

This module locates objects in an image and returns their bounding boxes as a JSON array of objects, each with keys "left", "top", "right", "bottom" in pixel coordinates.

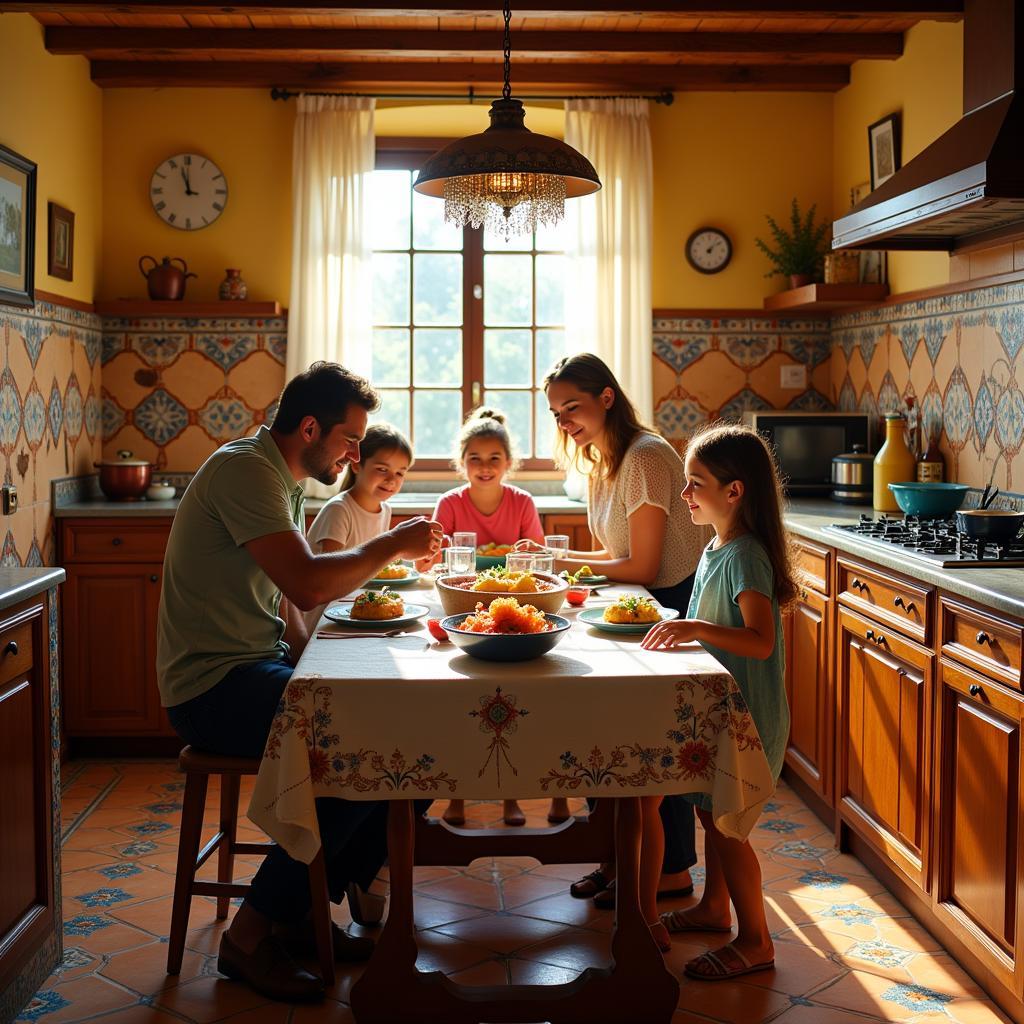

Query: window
[{"left": 369, "top": 143, "right": 569, "bottom": 470}]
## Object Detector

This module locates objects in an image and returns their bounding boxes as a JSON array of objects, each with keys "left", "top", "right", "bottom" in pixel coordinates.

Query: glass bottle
[
  {"left": 916, "top": 431, "right": 945, "bottom": 483},
  {"left": 873, "top": 413, "right": 917, "bottom": 511}
]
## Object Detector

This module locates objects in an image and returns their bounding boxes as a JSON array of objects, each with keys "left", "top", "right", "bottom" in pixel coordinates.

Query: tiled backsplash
[
  {"left": 0, "top": 300, "right": 102, "bottom": 565},
  {"left": 831, "top": 281, "right": 1024, "bottom": 490}
]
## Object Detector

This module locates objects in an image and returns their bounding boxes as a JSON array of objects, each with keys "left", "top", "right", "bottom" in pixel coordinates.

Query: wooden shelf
[
  {"left": 763, "top": 283, "right": 889, "bottom": 313},
  {"left": 95, "top": 300, "right": 282, "bottom": 318}
]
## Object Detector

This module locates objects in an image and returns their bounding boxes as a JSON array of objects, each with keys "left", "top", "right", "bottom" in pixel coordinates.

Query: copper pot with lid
[
  {"left": 832, "top": 443, "right": 873, "bottom": 504},
  {"left": 95, "top": 450, "right": 153, "bottom": 501}
]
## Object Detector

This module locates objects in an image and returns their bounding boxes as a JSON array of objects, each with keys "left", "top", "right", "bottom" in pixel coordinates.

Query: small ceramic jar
[{"left": 146, "top": 483, "right": 176, "bottom": 501}]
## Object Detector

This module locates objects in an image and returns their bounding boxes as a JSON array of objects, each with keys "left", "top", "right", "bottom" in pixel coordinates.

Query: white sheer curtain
[
  {"left": 563, "top": 98, "right": 653, "bottom": 423},
  {"left": 287, "top": 94, "right": 375, "bottom": 496}
]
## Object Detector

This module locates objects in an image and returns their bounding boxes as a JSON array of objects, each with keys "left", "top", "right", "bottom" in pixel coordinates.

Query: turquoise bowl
[
  {"left": 440, "top": 612, "right": 571, "bottom": 661},
  {"left": 888, "top": 482, "right": 970, "bottom": 517}
]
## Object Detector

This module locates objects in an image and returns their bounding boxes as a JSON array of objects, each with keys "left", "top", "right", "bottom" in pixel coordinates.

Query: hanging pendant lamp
[{"left": 413, "top": 0, "right": 601, "bottom": 237}]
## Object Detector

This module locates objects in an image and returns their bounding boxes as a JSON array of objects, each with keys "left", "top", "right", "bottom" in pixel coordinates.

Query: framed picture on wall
[
  {"left": 47, "top": 202, "right": 74, "bottom": 282},
  {"left": 868, "top": 112, "right": 901, "bottom": 190},
  {"left": 0, "top": 143, "right": 37, "bottom": 308}
]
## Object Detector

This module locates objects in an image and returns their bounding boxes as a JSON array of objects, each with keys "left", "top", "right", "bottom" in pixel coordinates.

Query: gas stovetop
[{"left": 824, "top": 514, "right": 1024, "bottom": 568}]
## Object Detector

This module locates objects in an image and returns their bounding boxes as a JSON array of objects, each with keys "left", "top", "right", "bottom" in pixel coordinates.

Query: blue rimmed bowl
[
  {"left": 888, "top": 482, "right": 970, "bottom": 517},
  {"left": 439, "top": 612, "right": 571, "bottom": 661}
]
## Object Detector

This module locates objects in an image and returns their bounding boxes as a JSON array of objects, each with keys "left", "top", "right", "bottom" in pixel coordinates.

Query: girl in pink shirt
[{"left": 434, "top": 408, "right": 554, "bottom": 827}]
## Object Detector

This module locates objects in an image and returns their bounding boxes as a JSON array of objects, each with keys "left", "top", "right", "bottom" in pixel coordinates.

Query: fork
[{"left": 315, "top": 629, "right": 409, "bottom": 639}]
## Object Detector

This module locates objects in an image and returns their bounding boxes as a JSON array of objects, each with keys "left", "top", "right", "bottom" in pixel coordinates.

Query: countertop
[{"left": 0, "top": 567, "right": 66, "bottom": 613}]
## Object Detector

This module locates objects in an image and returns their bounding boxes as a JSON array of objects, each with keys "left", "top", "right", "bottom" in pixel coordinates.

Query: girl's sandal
[
  {"left": 660, "top": 909, "right": 732, "bottom": 934},
  {"left": 684, "top": 945, "right": 774, "bottom": 982},
  {"left": 569, "top": 869, "right": 610, "bottom": 899},
  {"left": 648, "top": 920, "right": 672, "bottom": 954}
]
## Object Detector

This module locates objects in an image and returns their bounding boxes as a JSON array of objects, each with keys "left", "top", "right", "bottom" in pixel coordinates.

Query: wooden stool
[{"left": 166, "top": 746, "right": 337, "bottom": 984}]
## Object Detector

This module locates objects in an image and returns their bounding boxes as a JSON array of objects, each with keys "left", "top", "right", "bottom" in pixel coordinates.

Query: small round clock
[
  {"left": 149, "top": 153, "right": 228, "bottom": 231},
  {"left": 685, "top": 227, "right": 732, "bottom": 274}
]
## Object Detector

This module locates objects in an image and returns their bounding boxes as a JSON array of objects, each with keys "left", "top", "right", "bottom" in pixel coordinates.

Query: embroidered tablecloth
[{"left": 248, "top": 582, "right": 775, "bottom": 863}]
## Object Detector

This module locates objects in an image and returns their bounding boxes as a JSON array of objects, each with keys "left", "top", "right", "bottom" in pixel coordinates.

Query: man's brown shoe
[
  {"left": 279, "top": 920, "right": 376, "bottom": 964},
  {"left": 217, "top": 932, "right": 325, "bottom": 1003}
]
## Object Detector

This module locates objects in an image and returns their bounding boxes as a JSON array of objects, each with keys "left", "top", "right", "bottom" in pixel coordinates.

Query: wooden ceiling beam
[
  {"left": 46, "top": 26, "right": 904, "bottom": 60},
  {"left": 4, "top": 1, "right": 964, "bottom": 18},
  {"left": 90, "top": 58, "right": 851, "bottom": 89}
]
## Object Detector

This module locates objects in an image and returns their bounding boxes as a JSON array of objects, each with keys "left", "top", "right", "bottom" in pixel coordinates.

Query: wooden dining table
[{"left": 248, "top": 578, "right": 775, "bottom": 1024}]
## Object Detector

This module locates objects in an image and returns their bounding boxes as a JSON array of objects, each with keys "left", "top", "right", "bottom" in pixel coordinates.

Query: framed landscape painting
[
  {"left": 48, "top": 202, "right": 74, "bottom": 282},
  {"left": 868, "top": 112, "right": 901, "bottom": 190},
  {"left": 0, "top": 144, "right": 37, "bottom": 308}
]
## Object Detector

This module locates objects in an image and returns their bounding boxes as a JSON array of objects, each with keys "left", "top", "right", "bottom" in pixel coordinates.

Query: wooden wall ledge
[{"left": 94, "top": 300, "right": 282, "bottom": 318}]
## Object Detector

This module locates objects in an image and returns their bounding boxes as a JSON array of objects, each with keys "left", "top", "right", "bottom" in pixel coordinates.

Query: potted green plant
[{"left": 755, "top": 198, "right": 830, "bottom": 289}]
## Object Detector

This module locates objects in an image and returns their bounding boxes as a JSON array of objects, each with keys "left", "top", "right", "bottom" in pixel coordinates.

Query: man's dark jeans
[{"left": 167, "top": 658, "right": 392, "bottom": 924}]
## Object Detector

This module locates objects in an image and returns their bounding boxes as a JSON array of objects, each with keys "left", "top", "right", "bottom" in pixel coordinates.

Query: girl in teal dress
[{"left": 639, "top": 422, "right": 800, "bottom": 982}]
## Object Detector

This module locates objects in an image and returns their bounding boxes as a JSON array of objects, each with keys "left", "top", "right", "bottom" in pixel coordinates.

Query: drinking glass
[
  {"left": 544, "top": 534, "right": 570, "bottom": 559},
  {"left": 506, "top": 552, "right": 535, "bottom": 574},
  {"left": 444, "top": 546, "right": 475, "bottom": 575},
  {"left": 531, "top": 553, "right": 555, "bottom": 574},
  {"left": 453, "top": 531, "right": 477, "bottom": 552}
]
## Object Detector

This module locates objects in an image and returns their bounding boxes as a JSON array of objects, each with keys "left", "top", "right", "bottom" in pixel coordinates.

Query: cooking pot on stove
[
  {"left": 955, "top": 508, "right": 1024, "bottom": 544},
  {"left": 831, "top": 444, "right": 873, "bottom": 504},
  {"left": 95, "top": 450, "right": 153, "bottom": 501}
]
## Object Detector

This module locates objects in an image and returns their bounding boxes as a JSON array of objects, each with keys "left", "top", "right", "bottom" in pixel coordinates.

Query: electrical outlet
[
  {"left": 2, "top": 484, "right": 17, "bottom": 515},
  {"left": 780, "top": 364, "right": 807, "bottom": 390}
]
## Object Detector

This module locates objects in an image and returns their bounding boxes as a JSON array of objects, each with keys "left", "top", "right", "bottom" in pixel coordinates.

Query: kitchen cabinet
[
  {"left": 0, "top": 588, "right": 61, "bottom": 1022},
  {"left": 933, "top": 656, "right": 1024, "bottom": 992},
  {"left": 836, "top": 605, "right": 933, "bottom": 892},
  {"left": 542, "top": 514, "right": 594, "bottom": 551},
  {"left": 59, "top": 520, "right": 175, "bottom": 750},
  {"left": 783, "top": 541, "right": 833, "bottom": 808}
]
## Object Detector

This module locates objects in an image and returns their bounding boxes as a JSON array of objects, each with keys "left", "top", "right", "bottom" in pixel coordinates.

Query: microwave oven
[{"left": 741, "top": 411, "right": 871, "bottom": 495}]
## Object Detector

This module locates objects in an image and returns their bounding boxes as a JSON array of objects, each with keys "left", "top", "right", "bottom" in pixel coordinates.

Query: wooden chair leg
[
  {"left": 217, "top": 773, "right": 241, "bottom": 920},
  {"left": 308, "top": 849, "right": 335, "bottom": 986},
  {"left": 167, "top": 771, "right": 209, "bottom": 974}
]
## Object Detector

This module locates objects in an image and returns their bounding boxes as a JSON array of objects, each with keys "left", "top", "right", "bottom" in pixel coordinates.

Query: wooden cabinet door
[
  {"left": 784, "top": 586, "right": 832, "bottom": 803},
  {"left": 837, "top": 606, "right": 933, "bottom": 891},
  {"left": 933, "top": 658, "right": 1024, "bottom": 991},
  {"left": 543, "top": 514, "right": 593, "bottom": 552},
  {"left": 63, "top": 564, "right": 166, "bottom": 735}
]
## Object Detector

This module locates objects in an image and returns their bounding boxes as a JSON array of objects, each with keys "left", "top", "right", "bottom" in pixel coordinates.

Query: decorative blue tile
[
  {"left": 266, "top": 334, "right": 287, "bottom": 364},
  {"left": 762, "top": 801, "right": 782, "bottom": 813},
  {"left": 25, "top": 539, "right": 43, "bottom": 567},
  {"left": 942, "top": 370, "right": 973, "bottom": 447},
  {"left": 653, "top": 334, "right": 710, "bottom": 374},
  {"left": 821, "top": 903, "right": 884, "bottom": 926},
  {"left": 857, "top": 326, "right": 880, "bottom": 368},
  {"left": 797, "top": 870, "right": 848, "bottom": 888},
  {"left": 858, "top": 389, "right": 879, "bottom": 426},
  {"left": 719, "top": 388, "right": 770, "bottom": 422},
  {"left": 998, "top": 305, "right": 1024, "bottom": 361},
  {"left": 74, "top": 887, "right": 133, "bottom": 908},
  {"left": 133, "top": 389, "right": 188, "bottom": 446},
  {"left": 757, "top": 819, "right": 802, "bottom": 833},
  {"left": 22, "top": 383, "right": 46, "bottom": 450},
  {"left": 126, "top": 820, "right": 172, "bottom": 836},
  {"left": 781, "top": 334, "right": 831, "bottom": 369},
  {"left": 143, "top": 801, "right": 182, "bottom": 815},
  {"left": 847, "top": 940, "right": 915, "bottom": 969},
  {"left": 1, "top": 530, "right": 20, "bottom": 568},
  {"left": 16, "top": 989, "right": 71, "bottom": 1021},
  {"left": 898, "top": 323, "right": 920, "bottom": 366},
  {"left": 101, "top": 394, "right": 126, "bottom": 442},
  {"left": 920, "top": 386, "right": 944, "bottom": 445},
  {"left": 786, "top": 389, "right": 833, "bottom": 412},
  {"left": 55, "top": 947, "right": 95, "bottom": 974},
  {"left": 47, "top": 379, "right": 63, "bottom": 446},
  {"left": 721, "top": 335, "right": 776, "bottom": 368},
  {"left": 120, "top": 840, "right": 158, "bottom": 857},
  {"left": 974, "top": 378, "right": 995, "bottom": 450},
  {"left": 655, "top": 397, "right": 706, "bottom": 437},
  {"left": 97, "top": 863, "right": 143, "bottom": 880},
  {"left": 0, "top": 370, "right": 22, "bottom": 454},
  {"left": 995, "top": 385, "right": 1024, "bottom": 450},
  {"left": 21, "top": 318, "right": 46, "bottom": 367},
  {"left": 923, "top": 317, "right": 949, "bottom": 365},
  {"left": 135, "top": 333, "right": 188, "bottom": 367},
  {"left": 63, "top": 914, "right": 112, "bottom": 937},
  {"left": 84, "top": 328, "right": 102, "bottom": 367},
  {"left": 788, "top": 996, "right": 815, "bottom": 1007},
  {"left": 772, "top": 840, "right": 830, "bottom": 861},
  {"left": 880, "top": 983, "right": 953, "bottom": 1013},
  {"left": 877, "top": 371, "right": 900, "bottom": 415},
  {"left": 196, "top": 332, "right": 257, "bottom": 371},
  {"left": 102, "top": 333, "right": 125, "bottom": 364},
  {"left": 198, "top": 396, "right": 254, "bottom": 441},
  {"left": 84, "top": 391, "right": 101, "bottom": 441},
  {"left": 64, "top": 375, "right": 83, "bottom": 439},
  {"left": 161, "top": 781, "right": 186, "bottom": 792},
  {"left": 838, "top": 377, "right": 857, "bottom": 412}
]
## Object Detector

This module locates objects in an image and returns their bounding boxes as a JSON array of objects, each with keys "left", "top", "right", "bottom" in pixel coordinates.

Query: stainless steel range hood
[{"left": 832, "top": 0, "right": 1024, "bottom": 252}]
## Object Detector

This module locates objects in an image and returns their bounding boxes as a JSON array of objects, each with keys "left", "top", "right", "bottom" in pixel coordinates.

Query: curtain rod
[{"left": 270, "top": 85, "right": 674, "bottom": 105}]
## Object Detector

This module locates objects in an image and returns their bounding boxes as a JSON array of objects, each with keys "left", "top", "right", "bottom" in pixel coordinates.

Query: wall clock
[
  {"left": 149, "top": 153, "right": 227, "bottom": 231},
  {"left": 685, "top": 227, "right": 731, "bottom": 274}
]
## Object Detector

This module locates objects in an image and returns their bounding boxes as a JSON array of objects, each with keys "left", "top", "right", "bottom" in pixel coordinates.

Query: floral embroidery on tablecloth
[
  {"left": 265, "top": 681, "right": 457, "bottom": 793},
  {"left": 539, "top": 677, "right": 762, "bottom": 792},
  {"left": 469, "top": 687, "right": 529, "bottom": 784}
]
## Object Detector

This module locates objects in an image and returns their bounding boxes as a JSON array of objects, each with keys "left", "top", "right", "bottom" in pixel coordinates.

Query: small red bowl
[{"left": 566, "top": 586, "right": 589, "bottom": 607}]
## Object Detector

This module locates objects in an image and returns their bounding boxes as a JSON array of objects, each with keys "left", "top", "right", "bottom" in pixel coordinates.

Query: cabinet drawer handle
[
  {"left": 865, "top": 629, "right": 874, "bottom": 640},
  {"left": 976, "top": 631, "right": 992, "bottom": 646},
  {"left": 969, "top": 684, "right": 983, "bottom": 697},
  {"left": 851, "top": 578, "right": 866, "bottom": 591},
  {"left": 875, "top": 634, "right": 886, "bottom": 646},
  {"left": 4, "top": 640, "right": 17, "bottom": 656},
  {"left": 800, "top": 589, "right": 808, "bottom": 600},
  {"left": 149, "top": 574, "right": 159, "bottom": 583},
  {"left": 112, "top": 537, "right": 123, "bottom": 546},
  {"left": 893, "top": 596, "right": 916, "bottom": 613}
]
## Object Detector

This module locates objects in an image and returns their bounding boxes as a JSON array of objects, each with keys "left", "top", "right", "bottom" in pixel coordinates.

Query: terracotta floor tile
[
  {"left": 673, "top": 1009, "right": 728, "bottom": 1024},
  {"left": 108, "top": 894, "right": 179, "bottom": 936},
  {"left": 413, "top": 894, "right": 490, "bottom": 930},
  {"left": 446, "top": 958, "right": 511, "bottom": 986},
  {"left": 527, "top": 860, "right": 599, "bottom": 883},
  {"left": 60, "top": 850, "right": 115, "bottom": 872},
  {"left": 770, "top": 1003, "right": 889, "bottom": 1024},
  {"left": 514, "top": 890, "right": 615, "bottom": 933},
  {"left": 516, "top": 925, "right": 612, "bottom": 971},
  {"left": 320, "top": 960, "right": 365, "bottom": 1005},
  {"left": 216, "top": 1003, "right": 293, "bottom": 1023},
  {"left": 64, "top": 917, "right": 153, "bottom": 956},
  {"left": 81, "top": 1002, "right": 184, "bottom": 1024},
  {"left": 153, "top": 975, "right": 271, "bottom": 1023},
  {"left": 291, "top": 997, "right": 356, "bottom": 1024},
  {"left": 98, "top": 938, "right": 207, "bottom": 995},
  {"left": 43, "top": 946, "right": 102, "bottom": 987},
  {"left": 434, "top": 911, "right": 571, "bottom": 953},
  {"left": 185, "top": 918, "right": 231, "bottom": 957},
  {"left": 506, "top": 958, "right": 581, "bottom": 985},
  {"left": 29, "top": 974, "right": 138, "bottom": 1023},
  {"left": 741, "top": 940, "right": 848, "bottom": 996},
  {"left": 63, "top": 826, "right": 132, "bottom": 852},
  {"left": 500, "top": 871, "right": 573, "bottom": 909},
  {"left": 812, "top": 967, "right": 985, "bottom": 1021},
  {"left": 463, "top": 857, "right": 530, "bottom": 882},
  {"left": 677, "top": 976, "right": 791, "bottom": 1022},
  {"left": 413, "top": 929, "right": 495, "bottom": 974},
  {"left": 413, "top": 874, "right": 503, "bottom": 910}
]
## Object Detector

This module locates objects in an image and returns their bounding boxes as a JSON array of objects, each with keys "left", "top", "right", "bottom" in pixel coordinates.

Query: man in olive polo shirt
[{"left": 157, "top": 362, "right": 442, "bottom": 1003}]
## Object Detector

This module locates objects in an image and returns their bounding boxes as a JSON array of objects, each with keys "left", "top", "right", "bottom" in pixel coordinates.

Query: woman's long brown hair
[
  {"left": 687, "top": 422, "right": 801, "bottom": 610},
  {"left": 543, "top": 353, "right": 651, "bottom": 480}
]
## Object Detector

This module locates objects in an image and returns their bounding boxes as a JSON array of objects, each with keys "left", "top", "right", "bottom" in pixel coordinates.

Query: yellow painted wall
[
  {"left": 650, "top": 92, "right": 834, "bottom": 309},
  {"left": 833, "top": 20, "right": 963, "bottom": 294},
  {"left": 0, "top": 13, "right": 102, "bottom": 303}
]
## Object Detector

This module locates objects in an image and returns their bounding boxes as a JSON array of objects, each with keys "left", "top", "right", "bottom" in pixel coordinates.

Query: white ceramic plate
[
  {"left": 365, "top": 568, "right": 421, "bottom": 587},
  {"left": 324, "top": 603, "right": 430, "bottom": 627},
  {"left": 577, "top": 605, "right": 680, "bottom": 634}
]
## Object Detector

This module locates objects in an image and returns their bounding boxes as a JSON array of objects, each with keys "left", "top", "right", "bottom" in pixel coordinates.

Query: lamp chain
[{"left": 502, "top": 0, "right": 512, "bottom": 101}]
